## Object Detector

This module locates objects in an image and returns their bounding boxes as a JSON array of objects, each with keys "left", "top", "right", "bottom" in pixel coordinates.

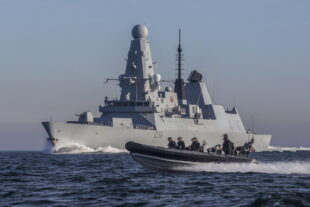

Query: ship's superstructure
[{"left": 42, "top": 24, "right": 272, "bottom": 151}]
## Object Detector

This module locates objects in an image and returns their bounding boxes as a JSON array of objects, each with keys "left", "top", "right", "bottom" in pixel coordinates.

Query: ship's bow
[{"left": 42, "top": 122, "right": 59, "bottom": 146}]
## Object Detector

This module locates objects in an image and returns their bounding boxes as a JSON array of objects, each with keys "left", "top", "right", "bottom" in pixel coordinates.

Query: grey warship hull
[
  {"left": 42, "top": 120, "right": 271, "bottom": 152},
  {"left": 42, "top": 24, "right": 272, "bottom": 152}
]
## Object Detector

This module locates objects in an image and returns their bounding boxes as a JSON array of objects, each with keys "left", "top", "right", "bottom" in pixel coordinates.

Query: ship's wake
[
  {"left": 175, "top": 161, "right": 310, "bottom": 174},
  {"left": 52, "top": 144, "right": 127, "bottom": 154},
  {"left": 266, "top": 146, "right": 310, "bottom": 152}
]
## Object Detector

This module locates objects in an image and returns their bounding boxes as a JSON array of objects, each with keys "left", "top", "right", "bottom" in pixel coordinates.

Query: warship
[{"left": 42, "top": 24, "right": 272, "bottom": 151}]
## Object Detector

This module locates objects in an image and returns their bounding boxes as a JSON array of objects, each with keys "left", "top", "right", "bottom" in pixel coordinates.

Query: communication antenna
[
  {"left": 177, "top": 29, "right": 183, "bottom": 80},
  {"left": 174, "top": 29, "right": 186, "bottom": 100}
]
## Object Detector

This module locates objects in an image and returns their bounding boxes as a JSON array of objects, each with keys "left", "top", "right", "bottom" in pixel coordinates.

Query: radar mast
[{"left": 174, "top": 29, "right": 186, "bottom": 101}]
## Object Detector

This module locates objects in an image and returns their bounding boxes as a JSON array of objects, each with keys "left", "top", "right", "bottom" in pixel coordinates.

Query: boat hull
[
  {"left": 131, "top": 153, "right": 196, "bottom": 171},
  {"left": 42, "top": 121, "right": 272, "bottom": 152},
  {"left": 126, "top": 141, "right": 254, "bottom": 163},
  {"left": 126, "top": 142, "right": 255, "bottom": 171}
]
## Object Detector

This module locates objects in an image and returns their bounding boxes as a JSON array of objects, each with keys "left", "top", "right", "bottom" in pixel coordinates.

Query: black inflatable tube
[{"left": 125, "top": 142, "right": 253, "bottom": 163}]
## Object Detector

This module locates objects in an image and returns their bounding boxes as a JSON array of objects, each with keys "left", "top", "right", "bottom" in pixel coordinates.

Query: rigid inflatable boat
[{"left": 126, "top": 141, "right": 256, "bottom": 171}]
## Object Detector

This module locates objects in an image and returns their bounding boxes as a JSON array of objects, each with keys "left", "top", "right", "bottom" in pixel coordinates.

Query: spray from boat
[{"left": 174, "top": 161, "right": 310, "bottom": 174}]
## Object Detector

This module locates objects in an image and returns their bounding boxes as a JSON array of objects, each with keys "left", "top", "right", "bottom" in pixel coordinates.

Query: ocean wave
[
  {"left": 53, "top": 144, "right": 127, "bottom": 154},
  {"left": 175, "top": 161, "right": 310, "bottom": 174},
  {"left": 266, "top": 146, "right": 310, "bottom": 152}
]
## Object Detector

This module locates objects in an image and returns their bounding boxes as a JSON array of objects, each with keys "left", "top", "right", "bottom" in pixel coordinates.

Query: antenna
[
  {"left": 174, "top": 29, "right": 186, "bottom": 100},
  {"left": 177, "top": 29, "right": 183, "bottom": 80}
]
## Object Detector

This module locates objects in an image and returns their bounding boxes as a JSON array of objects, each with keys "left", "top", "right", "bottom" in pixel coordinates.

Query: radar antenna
[
  {"left": 177, "top": 29, "right": 182, "bottom": 80},
  {"left": 174, "top": 29, "right": 186, "bottom": 100}
]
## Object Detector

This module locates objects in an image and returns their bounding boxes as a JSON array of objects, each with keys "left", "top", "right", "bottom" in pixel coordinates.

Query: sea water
[{"left": 1, "top": 146, "right": 309, "bottom": 207}]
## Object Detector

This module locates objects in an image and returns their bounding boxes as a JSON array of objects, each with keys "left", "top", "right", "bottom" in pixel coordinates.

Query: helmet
[{"left": 223, "top": 134, "right": 228, "bottom": 140}]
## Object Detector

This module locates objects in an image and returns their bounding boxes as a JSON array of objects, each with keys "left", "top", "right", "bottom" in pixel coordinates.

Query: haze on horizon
[{"left": 0, "top": 0, "right": 309, "bottom": 150}]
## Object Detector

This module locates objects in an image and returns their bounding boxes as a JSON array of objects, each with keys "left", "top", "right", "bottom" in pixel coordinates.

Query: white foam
[
  {"left": 266, "top": 146, "right": 310, "bottom": 152},
  {"left": 53, "top": 143, "right": 127, "bottom": 154},
  {"left": 175, "top": 161, "right": 310, "bottom": 174}
]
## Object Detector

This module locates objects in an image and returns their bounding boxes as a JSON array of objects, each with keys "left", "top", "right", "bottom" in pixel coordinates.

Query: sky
[{"left": 0, "top": 0, "right": 309, "bottom": 150}]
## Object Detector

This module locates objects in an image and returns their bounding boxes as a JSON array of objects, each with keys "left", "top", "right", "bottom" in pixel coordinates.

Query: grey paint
[{"left": 42, "top": 25, "right": 272, "bottom": 151}]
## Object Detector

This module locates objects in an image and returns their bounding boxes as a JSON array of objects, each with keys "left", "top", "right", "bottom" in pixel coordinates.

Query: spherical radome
[
  {"left": 132, "top": 24, "right": 148, "bottom": 39},
  {"left": 153, "top": 73, "right": 161, "bottom": 82},
  {"left": 165, "top": 87, "right": 172, "bottom": 92}
]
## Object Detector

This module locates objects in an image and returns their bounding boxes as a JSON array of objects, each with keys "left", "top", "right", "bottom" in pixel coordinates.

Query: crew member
[
  {"left": 167, "top": 137, "right": 177, "bottom": 149},
  {"left": 244, "top": 138, "right": 255, "bottom": 152},
  {"left": 199, "top": 140, "right": 207, "bottom": 152},
  {"left": 189, "top": 137, "right": 201, "bottom": 151},
  {"left": 216, "top": 144, "right": 222, "bottom": 154},
  {"left": 177, "top": 137, "right": 185, "bottom": 150},
  {"left": 222, "top": 134, "right": 235, "bottom": 155},
  {"left": 236, "top": 138, "right": 255, "bottom": 156},
  {"left": 207, "top": 145, "right": 216, "bottom": 153}
]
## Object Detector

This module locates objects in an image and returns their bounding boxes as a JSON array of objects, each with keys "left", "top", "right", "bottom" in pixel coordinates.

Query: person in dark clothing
[
  {"left": 190, "top": 137, "right": 201, "bottom": 151},
  {"left": 222, "top": 134, "right": 235, "bottom": 155},
  {"left": 236, "top": 138, "right": 255, "bottom": 156},
  {"left": 167, "top": 137, "right": 177, "bottom": 149},
  {"left": 235, "top": 145, "right": 245, "bottom": 155},
  {"left": 177, "top": 137, "right": 185, "bottom": 150},
  {"left": 207, "top": 146, "right": 215, "bottom": 153},
  {"left": 207, "top": 147, "right": 215, "bottom": 153},
  {"left": 244, "top": 138, "right": 255, "bottom": 152}
]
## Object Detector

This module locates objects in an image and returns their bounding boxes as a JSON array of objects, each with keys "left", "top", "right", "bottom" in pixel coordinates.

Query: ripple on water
[{"left": 0, "top": 151, "right": 309, "bottom": 207}]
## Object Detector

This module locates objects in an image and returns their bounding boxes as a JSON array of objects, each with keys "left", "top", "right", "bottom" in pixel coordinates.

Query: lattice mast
[{"left": 174, "top": 29, "right": 186, "bottom": 100}]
